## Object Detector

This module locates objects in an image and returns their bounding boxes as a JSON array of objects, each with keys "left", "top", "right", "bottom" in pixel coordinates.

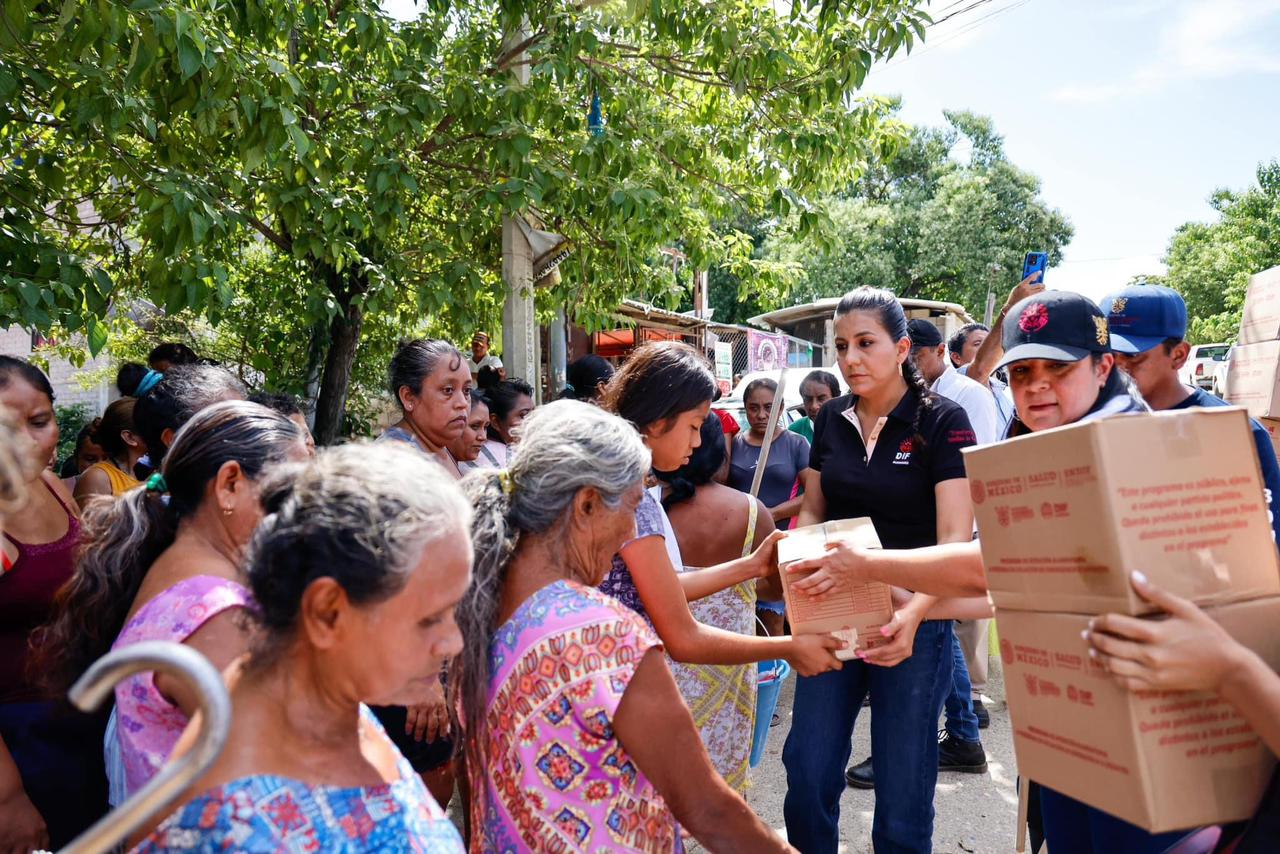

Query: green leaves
[
  {"left": 177, "top": 37, "right": 203, "bottom": 81},
  {"left": 7, "top": 0, "right": 931, "bottom": 435},
  {"left": 1164, "top": 160, "right": 1280, "bottom": 344},
  {"left": 763, "top": 110, "right": 1073, "bottom": 316}
]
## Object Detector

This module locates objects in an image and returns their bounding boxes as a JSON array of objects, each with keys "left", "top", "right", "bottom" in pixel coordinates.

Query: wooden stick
[
  {"left": 748, "top": 368, "right": 789, "bottom": 500},
  {"left": 1016, "top": 777, "right": 1030, "bottom": 853}
]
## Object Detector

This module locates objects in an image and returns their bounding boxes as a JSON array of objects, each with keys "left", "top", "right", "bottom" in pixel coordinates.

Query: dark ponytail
[
  {"left": 37, "top": 400, "right": 301, "bottom": 693},
  {"left": 1087, "top": 355, "right": 1147, "bottom": 416},
  {"left": 133, "top": 364, "right": 246, "bottom": 464},
  {"left": 900, "top": 359, "right": 933, "bottom": 450},
  {"left": 835, "top": 287, "right": 934, "bottom": 449}
]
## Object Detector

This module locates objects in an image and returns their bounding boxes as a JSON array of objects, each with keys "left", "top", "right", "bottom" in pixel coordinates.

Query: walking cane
[
  {"left": 748, "top": 368, "right": 789, "bottom": 502},
  {"left": 53, "top": 641, "right": 232, "bottom": 854}
]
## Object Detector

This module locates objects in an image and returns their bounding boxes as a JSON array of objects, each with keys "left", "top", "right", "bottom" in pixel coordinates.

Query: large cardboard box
[
  {"left": 1225, "top": 340, "right": 1280, "bottom": 418},
  {"left": 963, "top": 408, "right": 1280, "bottom": 615},
  {"left": 779, "top": 518, "right": 893, "bottom": 660},
  {"left": 1238, "top": 265, "right": 1280, "bottom": 345},
  {"left": 997, "top": 598, "right": 1280, "bottom": 832}
]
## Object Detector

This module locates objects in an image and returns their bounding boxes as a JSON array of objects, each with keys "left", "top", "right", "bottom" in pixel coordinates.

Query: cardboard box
[
  {"left": 963, "top": 408, "right": 1280, "bottom": 615},
  {"left": 779, "top": 517, "right": 893, "bottom": 660},
  {"left": 1238, "top": 265, "right": 1280, "bottom": 345},
  {"left": 1226, "top": 340, "right": 1280, "bottom": 418},
  {"left": 997, "top": 598, "right": 1280, "bottom": 832},
  {"left": 1260, "top": 417, "right": 1280, "bottom": 461}
]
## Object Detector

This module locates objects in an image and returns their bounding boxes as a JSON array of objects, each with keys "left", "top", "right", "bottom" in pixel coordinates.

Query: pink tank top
[
  {"left": 111, "top": 575, "right": 250, "bottom": 796},
  {"left": 0, "top": 479, "right": 80, "bottom": 703}
]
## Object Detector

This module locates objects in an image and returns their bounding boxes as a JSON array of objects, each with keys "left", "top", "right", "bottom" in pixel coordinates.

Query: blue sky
[
  {"left": 867, "top": 0, "right": 1280, "bottom": 302},
  {"left": 380, "top": 0, "right": 1280, "bottom": 304}
]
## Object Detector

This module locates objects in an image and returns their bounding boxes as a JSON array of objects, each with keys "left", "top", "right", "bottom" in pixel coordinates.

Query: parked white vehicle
[
  {"left": 1181, "top": 343, "right": 1230, "bottom": 391},
  {"left": 1211, "top": 346, "right": 1233, "bottom": 398},
  {"left": 729, "top": 367, "right": 848, "bottom": 412}
]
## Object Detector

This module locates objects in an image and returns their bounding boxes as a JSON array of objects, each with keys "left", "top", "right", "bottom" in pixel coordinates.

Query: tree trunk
[
  {"left": 301, "top": 319, "right": 328, "bottom": 428},
  {"left": 312, "top": 296, "right": 363, "bottom": 446}
]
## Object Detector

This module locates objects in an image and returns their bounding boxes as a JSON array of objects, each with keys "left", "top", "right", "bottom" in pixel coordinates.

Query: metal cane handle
[{"left": 57, "top": 641, "right": 231, "bottom": 854}]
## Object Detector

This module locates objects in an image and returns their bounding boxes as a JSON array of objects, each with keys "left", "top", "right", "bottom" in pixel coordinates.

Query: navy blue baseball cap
[
  {"left": 1099, "top": 284, "right": 1187, "bottom": 354},
  {"left": 997, "top": 290, "right": 1111, "bottom": 369},
  {"left": 907, "top": 318, "right": 944, "bottom": 348}
]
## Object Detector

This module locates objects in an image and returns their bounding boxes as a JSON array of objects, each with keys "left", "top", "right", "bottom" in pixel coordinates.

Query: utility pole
[{"left": 500, "top": 21, "right": 541, "bottom": 400}]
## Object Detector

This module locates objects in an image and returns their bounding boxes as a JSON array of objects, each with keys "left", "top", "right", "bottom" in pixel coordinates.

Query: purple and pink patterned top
[
  {"left": 112, "top": 575, "right": 251, "bottom": 797},
  {"left": 599, "top": 489, "right": 667, "bottom": 625},
  {"left": 134, "top": 706, "right": 464, "bottom": 853},
  {"left": 475, "top": 579, "right": 680, "bottom": 853}
]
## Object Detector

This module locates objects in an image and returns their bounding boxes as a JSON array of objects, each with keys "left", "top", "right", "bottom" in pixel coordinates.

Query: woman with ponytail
[
  {"left": 456, "top": 400, "right": 792, "bottom": 852},
  {"left": 73, "top": 396, "right": 147, "bottom": 507},
  {"left": 598, "top": 341, "right": 842, "bottom": 678},
  {"left": 781, "top": 287, "right": 977, "bottom": 854},
  {"left": 657, "top": 412, "right": 780, "bottom": 794},
  {"left": 39, "top": 400, "right": 306, "bottom": 803}
]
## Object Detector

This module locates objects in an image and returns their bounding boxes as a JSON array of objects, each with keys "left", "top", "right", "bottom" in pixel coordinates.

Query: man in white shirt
[
  {"left": 948, "top": 323, "right": 1015, "bottom": 439},
  {"left": 949, "top": 323, "right": 1016, "bottom": 440},
  {"left": 907, "top": 320, "right": 1000, "bottom": 446},
  {"left": 468, "top": 331, "right": 504, "bottom": 381}
]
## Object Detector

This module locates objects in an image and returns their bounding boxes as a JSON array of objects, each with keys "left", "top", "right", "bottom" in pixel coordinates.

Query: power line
[
  {"left": 931, "top": 0, "right": 1004, "bottom": 27},
  {"left": 879, "top": 0, "right": 1034, "bottom": 70}
]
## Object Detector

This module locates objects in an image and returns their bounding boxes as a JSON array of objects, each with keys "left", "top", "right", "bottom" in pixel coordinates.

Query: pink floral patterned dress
[
  {"left": 476, "top": 579, "right": 682, "bottom": 853},
  {"left": 112, "top": 575, "right": 251, "bottom": 797}
]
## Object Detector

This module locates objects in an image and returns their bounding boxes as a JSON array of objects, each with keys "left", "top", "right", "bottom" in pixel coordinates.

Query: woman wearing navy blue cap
[{"left": 790, "top": 288, "right": 1280, "bottom": 853}]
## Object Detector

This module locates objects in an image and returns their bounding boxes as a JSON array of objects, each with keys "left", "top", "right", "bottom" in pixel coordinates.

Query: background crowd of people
[{"left": 2, "top": 277, "right": 1280, "bottom": 853}]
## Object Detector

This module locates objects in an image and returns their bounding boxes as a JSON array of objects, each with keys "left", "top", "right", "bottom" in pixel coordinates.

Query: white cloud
[{"left": 1053, "top": 0, "right": 1280, "bottom": 102}]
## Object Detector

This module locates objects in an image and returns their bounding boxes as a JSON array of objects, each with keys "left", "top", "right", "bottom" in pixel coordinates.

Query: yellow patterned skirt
[{"left": 669, "top": 580, "right": 757, "bottom": 793}]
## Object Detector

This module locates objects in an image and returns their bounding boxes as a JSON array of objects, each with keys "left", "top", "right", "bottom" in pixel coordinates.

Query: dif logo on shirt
[{"left": 894, "top": 438, "right": 913, "bottom": 465}]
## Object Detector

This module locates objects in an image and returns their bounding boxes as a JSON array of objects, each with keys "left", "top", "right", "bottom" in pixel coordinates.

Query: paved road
[{"left": 742, "top": 656, "right": 1019, "bottom": 853}]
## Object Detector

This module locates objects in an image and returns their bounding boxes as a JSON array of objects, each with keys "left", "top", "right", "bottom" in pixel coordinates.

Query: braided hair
[{"left": 834, "top": 287, "right": 934, "bottom": 450}]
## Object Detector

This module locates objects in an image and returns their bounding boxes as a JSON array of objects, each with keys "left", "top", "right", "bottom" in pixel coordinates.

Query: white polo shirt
[
  {"left": 932, "top": 363, "right": 1002, "bottom": 446},
  {"left": 468, "top": 353, "right": 503, "bottom": 378}
]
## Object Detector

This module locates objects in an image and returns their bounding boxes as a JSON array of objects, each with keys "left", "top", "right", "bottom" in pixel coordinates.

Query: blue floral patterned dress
[{"left": 132, "top": 707, "right": 464, "bottom": 853}]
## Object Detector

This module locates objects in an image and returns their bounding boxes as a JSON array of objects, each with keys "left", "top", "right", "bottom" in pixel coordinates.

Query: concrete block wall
[{"left": 0, "top": 326, "right": 114, "bottom": 415}]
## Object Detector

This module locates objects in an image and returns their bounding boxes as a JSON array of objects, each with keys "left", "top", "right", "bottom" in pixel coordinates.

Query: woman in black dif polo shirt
[{"left": 782, "top": 287, "right": 976, "bottom": 854}]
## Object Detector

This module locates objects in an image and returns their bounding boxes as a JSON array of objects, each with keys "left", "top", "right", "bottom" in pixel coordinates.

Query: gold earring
[{"left": 222, "top": 506, "right": 233, "bottom": 516}]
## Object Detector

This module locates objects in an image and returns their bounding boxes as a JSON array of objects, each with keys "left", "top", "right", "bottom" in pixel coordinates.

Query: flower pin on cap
[
  {"left": 997, "top": 290, "right": 1111, "bottom": 370},
  {"left": 1099, "top": 284, "right": 1187, "bottom": 355}
]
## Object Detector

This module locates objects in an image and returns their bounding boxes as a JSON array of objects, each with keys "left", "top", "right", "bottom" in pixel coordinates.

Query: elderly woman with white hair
[
  {"left": 456, "top": 400, "right": 793, "bottom": 853},
  {"left": 133, "top": 443, "right": 471, "bottom": 852}
]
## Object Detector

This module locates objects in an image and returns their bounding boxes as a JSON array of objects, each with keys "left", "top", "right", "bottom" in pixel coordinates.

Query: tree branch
[{"left": 239, "top": 210, "right": 293, "bottom": 253}]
